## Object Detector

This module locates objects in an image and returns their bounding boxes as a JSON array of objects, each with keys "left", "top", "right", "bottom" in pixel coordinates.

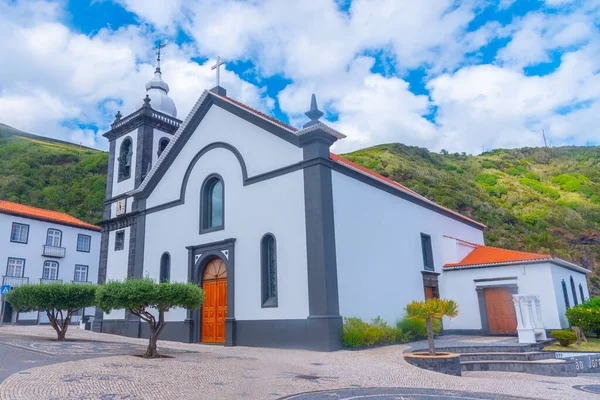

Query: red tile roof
[
  {"left": 0, "top": 200, "right": 101, "bottom": 232},
  {"left": 444, "top": 245, "right": 551, "bottom": 268}
]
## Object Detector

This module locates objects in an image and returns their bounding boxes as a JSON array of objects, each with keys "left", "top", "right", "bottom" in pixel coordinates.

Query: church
[{"left": 93, "top": 53, "right": 591, "bottom": 351}]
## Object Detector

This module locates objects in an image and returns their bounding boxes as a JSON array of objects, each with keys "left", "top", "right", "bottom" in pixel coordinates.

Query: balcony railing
[
  {"left": 40, "top": 278, "right": 63, "bottom": 284},
  {"left": 71, "top": 280, "right": 93, "bottom": 284},
  {"left": 2, "top": 276, "right": 29, "bottom": 287},
  {"left": 42, "top": 245, "right": 66, "bottom": 258}
]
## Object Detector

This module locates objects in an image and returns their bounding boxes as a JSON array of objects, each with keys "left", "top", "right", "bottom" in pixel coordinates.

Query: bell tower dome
[{"left": 138, "top": 46, "right": 177, "bottom": 118}]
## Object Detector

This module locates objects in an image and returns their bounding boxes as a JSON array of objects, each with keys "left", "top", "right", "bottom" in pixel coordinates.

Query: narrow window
[
  {"left": 420, "top": 233, "right": 434, "bottom": 271},
  {"left": 579, "top": 284, "right": 585, "bottom": 303},
  {"left": 115, "top": 230, "right": 125, "bottom": 251},
  {"left": 159, "top": 253, "right": 170, "bottom": 283},
  {"left": 562, "top": 279, "right": 570, "bottom": 309},
  {"left": 570, "top": 276, "right": 579, "bottom": 306},
  {"left": 10, "top": 223, "right": 29, "bottom": 243},
  {"left": 201, "top": 176, "right": 224, "bottom": 231},
  {"left": 42, "top": 261, "right": 59, "bottom": 280},
  {"left": 77, "top": 234, "right": 91, "bottom": 252},
  {"left": 118, "top": 137, "right": 133, "bottom": 180},
  {"left": 46, "top": 229, "right": 62, "bottom": 247},
  {"left": 158, "top": 138, "right": 170, "bottom": 156},
  {"left": 6, "top": 258, "right": 25, "bottom": 277},
  {"left": 261, "top": 234, "right": 277, "bottom": 307},
  {"left": 74, "top": 265, "right": 88, "bottom": 282}
]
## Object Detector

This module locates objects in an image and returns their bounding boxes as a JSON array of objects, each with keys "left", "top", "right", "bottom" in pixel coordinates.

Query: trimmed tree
[
  {"left": 406, "top": 298, "right": 459, "bottom": 356},
  {"left": 6, "top": 283, "right": 97, "bottom": 341},
  {"left": 95, "top": 278, "right": 204, "bottom": 358}
]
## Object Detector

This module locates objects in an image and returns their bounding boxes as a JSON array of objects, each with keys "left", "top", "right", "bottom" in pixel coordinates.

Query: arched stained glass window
[
  {"left": 562, "top": 279, "right": 570, "bottom": 309},
  {"left": 570, "top": 276, "right": 579, "bottom": 306},
  {"left": 261, "top": 234, "right": 277, "bottom": 307},
  {"left": 201, "top": 175, "right": 224, "bottom": 231},
  {"left": 160, "top": 253, "right": 170, "bottom": 283}
]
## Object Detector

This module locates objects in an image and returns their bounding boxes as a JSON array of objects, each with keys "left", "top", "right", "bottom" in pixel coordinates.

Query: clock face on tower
[{"left": 116, "top": 199, "right": 126, "bottom": 216}]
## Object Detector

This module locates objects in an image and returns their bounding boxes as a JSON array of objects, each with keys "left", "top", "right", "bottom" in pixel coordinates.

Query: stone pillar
[{"left": 513, "top": 295, "right": 536, "bottom": 343}]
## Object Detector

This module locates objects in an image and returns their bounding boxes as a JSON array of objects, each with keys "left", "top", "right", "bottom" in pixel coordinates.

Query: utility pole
[{"left": 542, "top": 129, "right": 548, "bottom": 148}]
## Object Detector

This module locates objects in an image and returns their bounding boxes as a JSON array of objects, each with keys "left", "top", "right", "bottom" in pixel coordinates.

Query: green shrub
[
  {"left": 519, "top": 178, "right": 560, "bottom": 199},
  {"left": 507, "top": 167, "right": 520, "bottom": 176},
  {"left": 396, "top": 316, "right": 441, "bottom": 338},
  {"left": 565, "top": 297, "right": 600, "bottom": 338},
  {"left": 524, "top": 172, "right": 540, "bottom": 181},
  {"left": 342, "top": 317, "right": 411, "bottom": 348},
  {"left": 481, "top": 160, "right": 495, "bottom": 169},
  {"left": 550, "top": 330, "right": 577, "bottom": 347},
  {"left": 476, "top": 173, "right": 497, "bottom": 186}
]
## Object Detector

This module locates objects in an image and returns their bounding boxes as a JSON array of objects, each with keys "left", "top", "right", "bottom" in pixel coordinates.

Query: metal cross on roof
[
  {"left": 211, "top": 56, "right": 226, "bottom": 88},
  {"left": 155, "top": 43, "right": 166, "bottom": 72}
]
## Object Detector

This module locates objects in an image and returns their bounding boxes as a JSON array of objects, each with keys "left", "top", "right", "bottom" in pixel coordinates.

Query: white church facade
[{"left": 93, "top": 56, "right": 591, "bottom": 351}]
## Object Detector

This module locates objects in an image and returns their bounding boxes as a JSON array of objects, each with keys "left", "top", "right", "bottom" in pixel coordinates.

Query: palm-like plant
[{"left": 406, "top": 298, "right": 459, "bottom": 355}]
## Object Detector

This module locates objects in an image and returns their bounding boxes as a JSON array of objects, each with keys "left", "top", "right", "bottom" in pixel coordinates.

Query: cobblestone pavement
[{"left": 0, "top": 326, "right": 598, "bottom": 400}]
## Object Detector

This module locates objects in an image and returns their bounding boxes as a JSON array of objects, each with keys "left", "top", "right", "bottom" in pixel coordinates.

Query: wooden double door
[
  {"left": 201, "top": 258, "right": 228, "bottom": 343},
  {"left": 485, "top": 287, "right": 517, "bottom": 334}
]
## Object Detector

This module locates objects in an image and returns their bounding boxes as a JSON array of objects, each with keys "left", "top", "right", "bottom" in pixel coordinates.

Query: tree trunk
[
  {"left": 144, "top": 331, "right": 159, "bottom": 358},
  {"left": 426, "top": 317, "right": 436, "bottom": 356}
]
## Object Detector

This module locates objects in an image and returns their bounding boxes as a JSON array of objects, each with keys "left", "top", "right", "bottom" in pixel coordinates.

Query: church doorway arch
[{"left": 201, "top": 257, "right": 227, "bottom": 343}]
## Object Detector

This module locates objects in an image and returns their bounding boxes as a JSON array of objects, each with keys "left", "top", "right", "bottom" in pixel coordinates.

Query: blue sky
[{"left": 0, "top": 0, "right": 599, "bottom": 154}]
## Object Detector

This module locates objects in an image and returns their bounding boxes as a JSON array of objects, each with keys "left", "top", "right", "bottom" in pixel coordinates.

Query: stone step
[
  {"left": 461, "top": 359, "right": 577, "bottom": 377},
  {"left": 436, "top": 339, "right": 553, "bottom": 354},
  {"left": 460, "top": 351, "right": 556, "bottom": 362}
]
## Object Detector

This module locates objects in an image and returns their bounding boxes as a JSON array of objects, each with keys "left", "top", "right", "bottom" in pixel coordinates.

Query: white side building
[{"left": 0, "top": 200, "right": 101, "bottom": 324}]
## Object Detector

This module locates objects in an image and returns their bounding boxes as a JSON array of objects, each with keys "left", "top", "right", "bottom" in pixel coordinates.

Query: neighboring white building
[
  {"left": 440, "top": 236, "right": 590, "bottom": 334},
  {"left": 0, "top": 200, "right": 101, "bottom": 324},
  {"left": 94, "top": 56, "right": 591, "bottom": 350}
]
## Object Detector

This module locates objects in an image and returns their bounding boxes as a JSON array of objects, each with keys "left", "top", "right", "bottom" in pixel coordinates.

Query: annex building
[{"left": 93, "top": 54, "right": 591, "bottom": 350}]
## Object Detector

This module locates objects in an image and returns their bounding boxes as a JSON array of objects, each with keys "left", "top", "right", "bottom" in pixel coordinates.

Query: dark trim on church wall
[
  {"left": 302, "top": 138, "right": 343, "bottom": 351},
  {"left": 105, "top": 140, "right": 116, "bottom": 202},
  {"left": 103, "top": 107, "right": 181, "bottom": 142}
]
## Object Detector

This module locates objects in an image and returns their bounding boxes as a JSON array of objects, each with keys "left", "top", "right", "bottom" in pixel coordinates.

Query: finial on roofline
[
  {"left": 303, "top": 93, "right": 324, "bottom": 128},
  {"left": 155, "top": 43, "right": 166, "bottom": 73}
]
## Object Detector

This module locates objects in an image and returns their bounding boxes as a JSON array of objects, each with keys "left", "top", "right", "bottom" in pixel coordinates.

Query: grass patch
[{"left": 544, "top": 337, "right": 600, "bottom": 352}]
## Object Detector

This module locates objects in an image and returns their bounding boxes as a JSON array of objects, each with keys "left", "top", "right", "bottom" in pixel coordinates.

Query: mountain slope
[
  {"left": 0, "top": 124, "right": 107, "bottom": 224},
  {"left": 0, "top": 124, "right": 597, "bottom": 294},
  {"left": 343, "top": 144, "right": 600, "bottom": 295}
]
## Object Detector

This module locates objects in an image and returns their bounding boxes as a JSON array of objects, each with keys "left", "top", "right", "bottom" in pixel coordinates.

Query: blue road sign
[{"left": 0, "top": 285, "right": 10, "bottom": 295}]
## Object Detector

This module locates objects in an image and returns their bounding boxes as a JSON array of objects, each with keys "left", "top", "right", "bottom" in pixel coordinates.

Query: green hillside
[
  {"left": 0, "top": 123, "right": 598, "bottom": 294},
  {"left": 0, "top": 124, "right": 107, "bottom": 224},
  {"left": 344, "top": 144, "right": 600, "bottom": 295}
]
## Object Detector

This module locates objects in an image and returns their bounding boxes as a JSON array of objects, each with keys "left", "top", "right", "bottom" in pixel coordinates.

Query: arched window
[
  {"left": 46, "top": 228, "right": 62, "bottom": 247},
  {"left": 200, "top": 175, "right": 224, "bottom": 232},
  {"left": 159, "top": 252, "right": 170, "bottom": 283},
  {"left": 42, "top": 261, "right": 59, "bottom": 280},
  {"left": 261, "top": 234, "right": 277, "bottom": 307},
  {"left": 158, "top": 137, "right": 170, "bottom": 157},
  {"left": 118, "top": 137, "right": 133, "bottom": 180},
  {"left": 562, "top": 279, "right": 570, "bottom": 309},
  {"left": 579, "top": 283, "right": 585, "bottom": 303},
  {"left": 570, "top": 276, "right": 579, "bottom": 306}
]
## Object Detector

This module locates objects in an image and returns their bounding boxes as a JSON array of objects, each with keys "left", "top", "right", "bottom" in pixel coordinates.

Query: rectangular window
[
  {"left": 115, "top": 230, "right": 125, "bottom": 251},
  {"left": 46, "top": 229, "right": 62, "bottom": 247},
  {"left": 42, "top": 261, "right": 59, "bottom": 280},
  {"left": 74, "top": 265, "right": 88, "bottom": 282},
  {"left": 6, "top": 258, "right": 25, "bottom": 277},
  {"left": 10, "top": 223, "right": 29, "bottom": 243},
  {"left": 77, "top": 234, "right": 91, "bottom": 252},
  {"left": 421, "top": 233, "right": 434, "bottom": 271}
]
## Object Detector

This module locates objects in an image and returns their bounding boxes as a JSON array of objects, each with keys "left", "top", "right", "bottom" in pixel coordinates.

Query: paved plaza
[{"left": 0, "top": 326, "right": 598, "bottom": 399}]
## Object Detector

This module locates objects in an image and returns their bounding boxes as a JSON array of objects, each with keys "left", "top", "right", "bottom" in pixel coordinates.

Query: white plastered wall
[
  {"left": 151, "top": 128, "right": 172, "bottom": 168},
  {"left": 142, "top": 106, "right": 308, "bottom": 322},
  {"left": 332, "top": 171, "right": 485, "bottom": 325},
  {"left": 103, "top": 227, "right": 130, "bottom": 320},
  {"left": 146, "top": 106, "right": 304, "bottom": 208}
]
